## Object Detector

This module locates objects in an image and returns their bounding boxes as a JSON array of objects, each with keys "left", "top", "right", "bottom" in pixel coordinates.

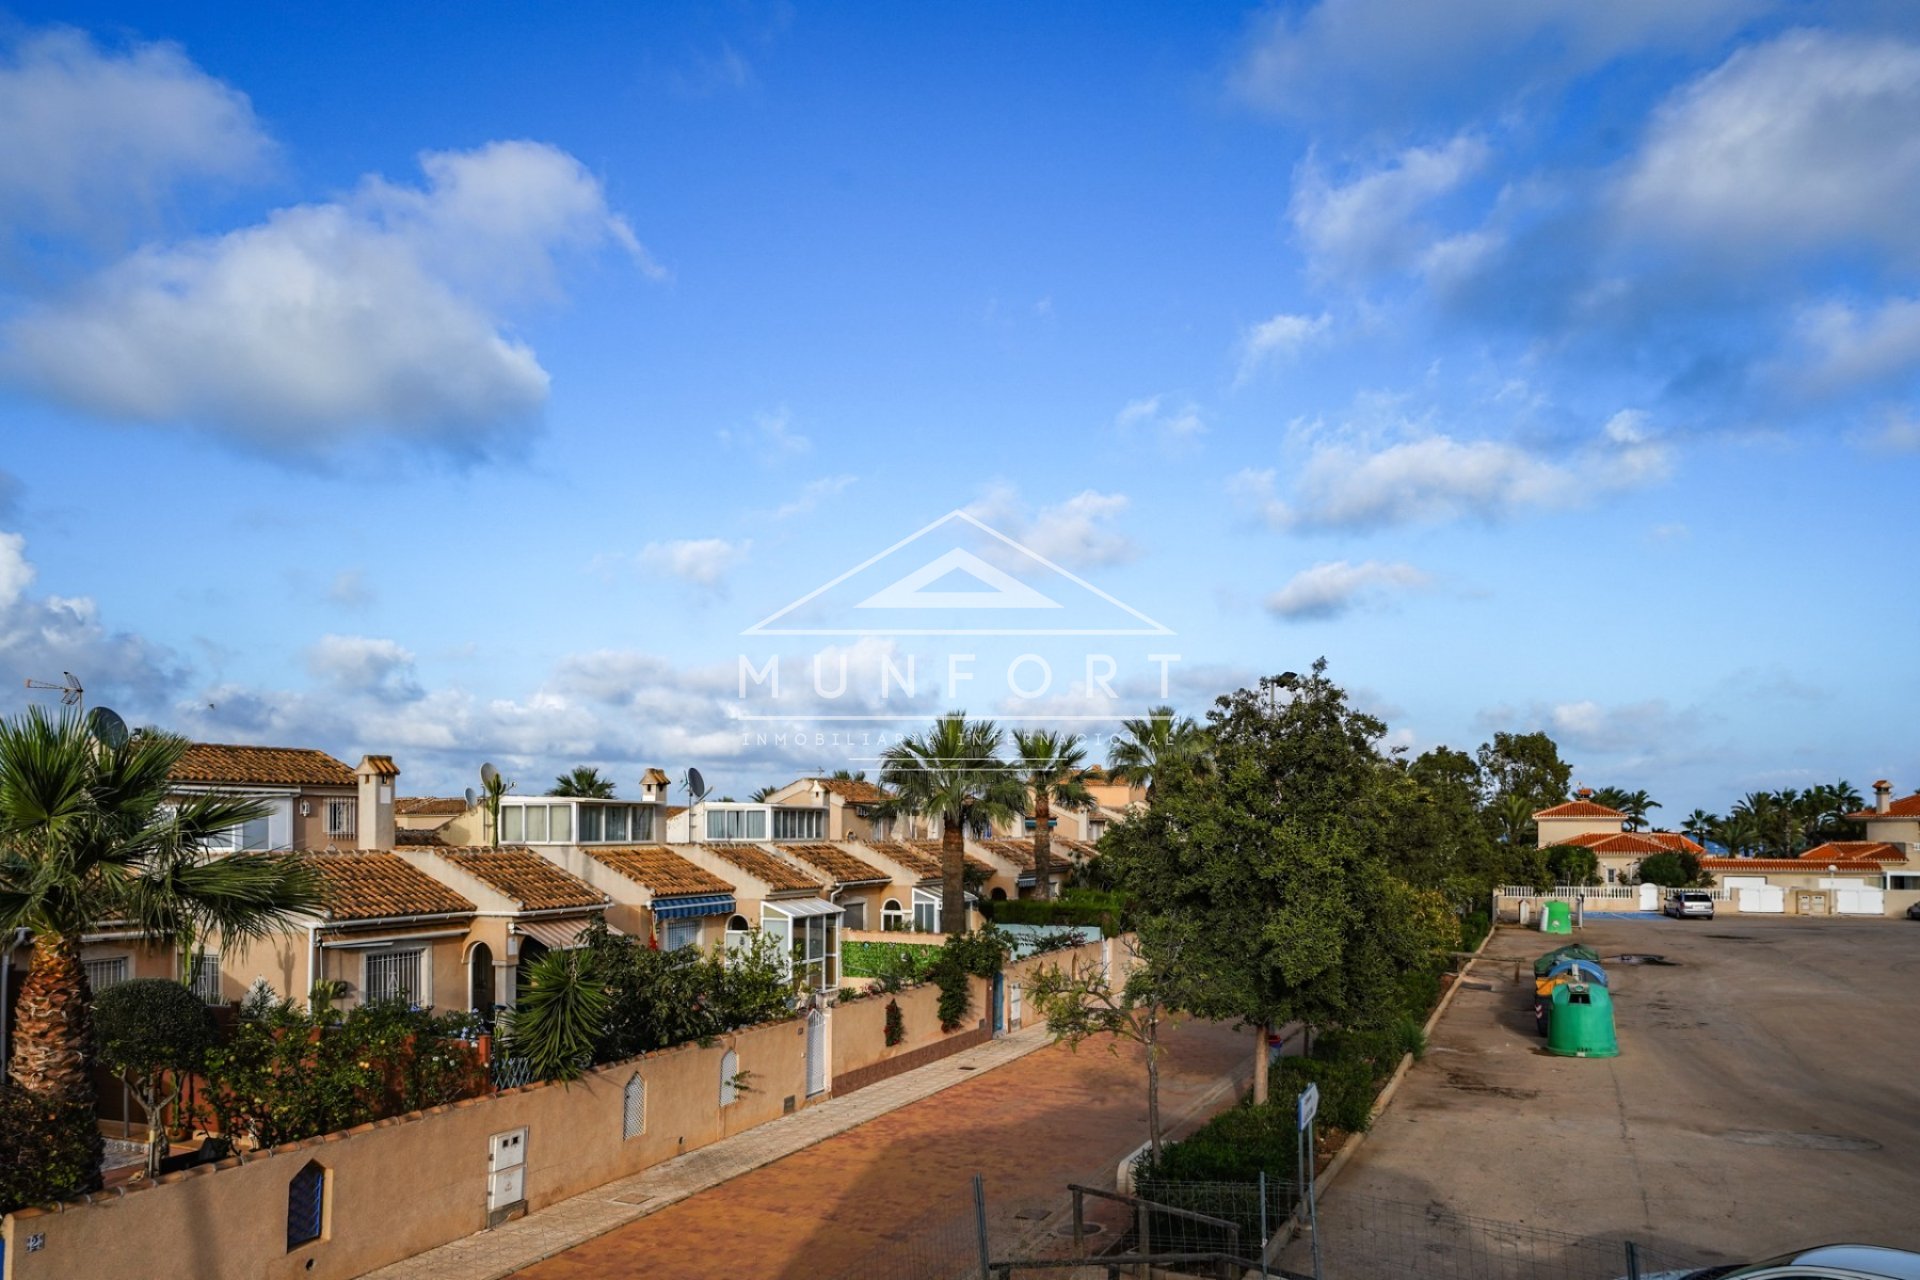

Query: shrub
[
  {"left": 928, "top": 927, "right": 1014, "bottom": 1031},
  {"left": 982, "top": 888, "right": 1126, "bottom": 937},
  {"left": 94, "top": 978, "right": 220, "bottom": 1177},
  {"left": 1459, "top": 910, "right": 1491, "bottom": 954},
  {"left": 0, "top": 1086, "right": 99, "bottom": 1212},
  {"left": 1133, "top": 1098, "right": 1299, "bottom": 1185},
  {"left": 843, "top": 939, "right": 937, "bottom": 984},
  {"left": 884, "top": 999, "right": 905, "bottom": 1046},
  {"left": 1277, "top": 1051, "right": 1375, "bottom": 1133}
]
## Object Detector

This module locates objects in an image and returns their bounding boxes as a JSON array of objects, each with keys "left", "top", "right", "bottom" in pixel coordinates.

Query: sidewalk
[{"left": 363, "top": 1022, "right": 1060, "bottom": 1280}]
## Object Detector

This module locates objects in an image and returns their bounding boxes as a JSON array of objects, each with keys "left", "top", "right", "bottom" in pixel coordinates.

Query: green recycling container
[
  {"left": 1540, "top": 900, "right": 1573, "bottom": 934},
  {"left": 1546, "top": 982, "right": 1619, "bottom": 1058},
  {"left": 1534, "top": 943, "right": 1602, "bottom": 977}
]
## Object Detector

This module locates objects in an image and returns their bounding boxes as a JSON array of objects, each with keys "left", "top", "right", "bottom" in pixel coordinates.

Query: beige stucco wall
[
  {"left": 1536, "top": 816, "right": 1619, "bottom": 848},
  {"left": 290, "top": 786, "right": 359, "bottom": 850},
  {"left": 2, "top": 1014, "right": 815, "bottom": 1280},
  {"left": 829, "top": 977, "right": 985, "bottom": 1079},
  {"left": 215, "top": 926, "right": 473, "bottom": 1011}
]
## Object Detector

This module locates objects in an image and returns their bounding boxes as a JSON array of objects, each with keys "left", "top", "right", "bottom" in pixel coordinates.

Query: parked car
[
  {"left": 1637, "top": 1244, "right": 1920, "bottom": 1278},
  {"left": 1664, "top": 890, "right": 1714, "bottom": 920},
  {"left": 1907, "top": 901, "right": 1920, "bottom": 921}
]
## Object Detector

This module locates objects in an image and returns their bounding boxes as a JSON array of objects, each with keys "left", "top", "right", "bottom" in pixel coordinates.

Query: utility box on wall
[{"left": 487, "top": 1127, "right": 528, "bottom": 1227}]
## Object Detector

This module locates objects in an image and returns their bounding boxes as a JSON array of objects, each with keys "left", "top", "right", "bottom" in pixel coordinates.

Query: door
[
  {"left": 469, "top": 942, "right": 494, "bottom": 1021},
  {"left": 805, "top": 1008, "right": 827, "bottom": 1097},
  {"left": 992, "top": 972, "right": 1006, "bottom": 1036}
]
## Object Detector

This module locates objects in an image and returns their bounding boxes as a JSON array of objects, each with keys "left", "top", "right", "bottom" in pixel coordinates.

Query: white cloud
[
  {"left": 1289, "top": 135, "right": 1489, "bottom": 282},
  {"left": 1619, "top": 31, "right": 1920, "bottom": 258},
  {"left": 2, "top": 140, "right": 653, "bottom": 452},
  {"left": 305, "top": 634, "right": 421, "bottom": 700},
  {"left": 1791, "top": 296, "right": 1920, "bottom": 394},
  {"left": 0, "top": 528, "right": 179, "bottom": 706},
  {"left": 1863, "top": 413, "right": 1920, "bottom": 454},
  {"left": 774, "top": 474, "right": 857, "bottom": 519},
  {"left": 1231, "top": 0, "right": 1775, "bottom": 123},
  {"left": 0, "top": 28, "right": 273, "bottom": 247},
  {"left": 1233, "top": 414, "right": 1671, "bottom": 531},
  {"left": 1265, "top": 560, "right": 1430, "bottom": 620},
  {"left": 639, "top": 537, "right": 751, "bottom": 587},
  {"left": 1114, "top": 395, "right": 1205, "bottom": 448},
  {"left": 327, "top": 569, "right": 373, "bottom": 610},
  {"left": 1237, "top": 312, "right": 1331, "bottom": 381},
  {"left": 967, "top": 485, "right": 1139, "bottom": 569},
  {"left": 0, "top": 532, "right": 34, "bottom": 609}
]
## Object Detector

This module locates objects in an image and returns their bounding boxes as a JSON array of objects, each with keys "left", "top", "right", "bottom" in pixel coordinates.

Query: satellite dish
[
  {"left": 480, "top": 762, "right": 500, "bottom": 788},
  {"left": 686, "top": 767, "right": 708, "bottom": 802},
  {"left": 464, "top": 787, "right": 478, "bottom": 808},
  {"left": 87, "top": 706, "right": 128, "bottom": 749}
]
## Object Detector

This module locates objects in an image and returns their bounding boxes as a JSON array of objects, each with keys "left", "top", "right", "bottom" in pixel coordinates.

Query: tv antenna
[{"left": 24, "top": 672, "right": 83, "bottom": 709}]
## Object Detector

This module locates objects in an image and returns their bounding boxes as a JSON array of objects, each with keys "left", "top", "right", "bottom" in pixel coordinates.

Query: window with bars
[
  {"left": 286, "top": 1160, "right": 326, "bottom": 1250},
  {"left": 719, "top": 1049, "right": 740, "bottom": 1107},
  {"left": 364, "top": 949, "right": 424, "bottom": 1005},
  {"left": 326, "top": 798, "right": 356, "bottom": 838},
  {"left": 83, "top": 956, "right": 128, "bottom": 992},
  {"left": 623, "top": 1074, "right": 646, "bottom": 1139},
  {"left": 663, "top": 919, "right": 700, "bottom": 952},
  {"left": 189, "top": 952, "right": 222, "bottom": 1003},
  {"left": 771, "top": 808, "right": 825, "bottom": 841}
]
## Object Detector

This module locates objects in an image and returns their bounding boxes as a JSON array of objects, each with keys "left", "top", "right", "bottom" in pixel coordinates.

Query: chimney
[
  {"left": 1875, "top": 780, "right": 1892, "bottom": 815},
  {"left": 639, "top": 767, "right": 671, "bottom": 805},
  {"left": 1576, "top": 786, "right": 1594, "bottom": 800},
  {"left": 356, "top": 755, "right": 399, "bottom": 850}
]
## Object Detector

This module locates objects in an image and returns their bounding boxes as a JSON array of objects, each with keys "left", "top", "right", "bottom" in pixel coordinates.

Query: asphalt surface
[{"left": 1306, "top": 915, "right": 1920, "bottom": 1272}]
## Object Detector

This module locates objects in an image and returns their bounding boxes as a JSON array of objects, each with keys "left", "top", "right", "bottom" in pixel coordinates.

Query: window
[
  {"left": 364, "top": 948, "right": 424, "bottom": 1005},
  {"left": 623, "top": 1075, "right": 647, "bottom": 1139},
  {"left": 549, "top": 805, "right": 571, "bottom": 843},
  {"left": 706, "top": 808, "right": 767, "bottom": 840},
  {"left": 633, "top": 806, "right": 654, "bottom": 840},
  {"left": 912, "top": 889, "right": 940, "bottom": 934},
  {"left": 525, "top": 805, "right": 549, "bottom": 843},
  {"left": 772, "top": 808, "right": 825, "bottom": 841},
  {"left": 83, "top": 956, "right": 128, "bottom": 992},
  {"left": 719, "top": 1049, "right": 740, "bottom": 1107},
  {"left": 881, "top": 899, "right": 907, "bottom": 931},
  {"left": 286, "top": 1160, "right": 326, "bottom": 1250},
  {"left": 605, "top": 805, "right": 630, "bottom": 842},
  {"left": 724, "top": 915, "right": 752, "bottom": 955},
  {"left": 500, "top": 805, "right": 525, "bottom": 842},
  {"left": 326, "top": 799, "right": 356, "bottom": 839},
  {"left": 189, "top": 952, "right": 222, "bottom": 1004},
  {"left": 578, "top": 806, "right": 603, "bottom": 842},
  {"left": 841, "top": 899, "right": 866, "bottom": 930},
  {"left": 663, "top": 919, "right": 700, "bottom": 951},
  {"left": 787, "top": 912, "right": 838, "bottom": 992}
]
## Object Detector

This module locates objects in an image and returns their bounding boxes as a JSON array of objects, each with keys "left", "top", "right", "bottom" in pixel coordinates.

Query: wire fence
[{"left": 816, "top": 1169, "right": 1715, "bottom": 1280}]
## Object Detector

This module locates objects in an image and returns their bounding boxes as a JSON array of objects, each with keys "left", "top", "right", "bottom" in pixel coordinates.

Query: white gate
[
  {"left": 1737, "top": 886, "right": 1786, "bottom": 914},
  {"left": 805, "top": 1008, "right": 827, "bottom": 1097},
  {"left": 1836, "top": 888, "right": 1885, "bottom": 916},
  {"left": 1638, "top": 883, "right": 1659, "bottom": 911}
]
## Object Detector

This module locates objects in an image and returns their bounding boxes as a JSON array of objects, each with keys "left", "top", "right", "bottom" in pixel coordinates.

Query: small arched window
[
  {"left": 287, "top": 1159, "right": 327, "bottom": 1251},
  {"left": 623, "top": 1074, "right": 647, "bottom": 1139},
  {"left": 720, "top": 1049, "right": 740, "bottom": 1107},
  {"left": 990, "top": 887, "right": 1007, "bottom": 901}
]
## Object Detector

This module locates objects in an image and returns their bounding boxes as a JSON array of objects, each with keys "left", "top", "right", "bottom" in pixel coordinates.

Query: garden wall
[{"left": 2, "top": 1014, "right": 809, "bottom": 1280}]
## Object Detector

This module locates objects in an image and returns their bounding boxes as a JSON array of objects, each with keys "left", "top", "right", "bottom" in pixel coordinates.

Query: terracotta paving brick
[{"left": 511, "top": 1019, "right": 1250, "bottom": 1280}]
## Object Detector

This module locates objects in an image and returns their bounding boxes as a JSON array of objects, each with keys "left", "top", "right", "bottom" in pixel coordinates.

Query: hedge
[
  {"left": 980, "top": 888, "right": 1126, "bottom": 937},
  {"left": 842, "top": 939, "right": 939, "bottom": 980}
]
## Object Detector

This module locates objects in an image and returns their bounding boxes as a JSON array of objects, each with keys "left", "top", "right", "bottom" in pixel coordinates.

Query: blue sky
[{"left": 0, "top": 2, "right": 1915, "bottom": 818}]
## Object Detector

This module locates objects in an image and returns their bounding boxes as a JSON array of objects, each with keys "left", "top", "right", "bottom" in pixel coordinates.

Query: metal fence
[{"left": 816, "top": 1170, "right": 1714, "bottom": 1280}]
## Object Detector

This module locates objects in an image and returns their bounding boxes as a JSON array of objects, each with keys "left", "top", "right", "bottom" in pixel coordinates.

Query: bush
[
  {"left": 1134, "top": 1098, "right": 1300, "bottom": 1184},
  {"left": 843, "top": 939, "right": 938, "bottom": 982},
  {"left": 1277, "top": 1048, "right": 1376, "bottom": 1133},
  {"left": 0, "top": 1086, "right": 100, "bottom": 1212},
  {"left": 981, "top": 888, "right": 1126, "bottom": 936},
  {"left": 1459, "top": 910, "right": 1491, "bottom": 953},
  {"left": 884, "top": 999, "right": 905, "bottom": 1046}
]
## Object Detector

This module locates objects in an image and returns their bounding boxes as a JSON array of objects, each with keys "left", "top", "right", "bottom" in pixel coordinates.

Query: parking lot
[{"left": 1312, "top": 915, "right": 1920, "bottom": 1267}]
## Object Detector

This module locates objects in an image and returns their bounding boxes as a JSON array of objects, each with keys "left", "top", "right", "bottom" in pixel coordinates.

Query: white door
[
  {"left": 1638, "top": 883, "right": 1658, "bottom": 911},
  {"left": 805, "top": 1009, "right": 827, "bottom": 1097}
]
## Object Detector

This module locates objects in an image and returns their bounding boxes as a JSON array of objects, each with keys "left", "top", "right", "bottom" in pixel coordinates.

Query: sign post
[{"left": 1297, "top": 1083, "right": 1323, "bottom": 1280}]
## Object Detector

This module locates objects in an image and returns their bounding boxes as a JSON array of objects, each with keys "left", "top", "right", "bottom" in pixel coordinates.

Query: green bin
[
  {"left": 1546, "top": 982, "right": 1619, "bottom": 1058},
  {"left": 1533, "top": 943, "right": 1601, "bottom": 977},
  {"left": 1539, "top": 900, "right": 1573, "bottom": 934}
]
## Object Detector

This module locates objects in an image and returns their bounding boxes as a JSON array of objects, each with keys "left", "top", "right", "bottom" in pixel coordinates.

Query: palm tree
[
  {"left": 1682, "top": 809, "right": 1718, "bottom": 847},
  {"left": 1587, "top": 786, "right": 1632, "bottom": 815},
  {"left": 549, "top": 766, "right": 616, "bottom": 798},
  {"left": 1107, "top": 705, "right": 1207, "bottom": 799},
  {"left": 748, "top": 785, "right": 777, "bottom": 802},
  {"left": 1621, "top": 789, "right": 1661, "bottom": 832},
  {"left": 1488, "top": 793, "right": 1536, "bottom": 846},
  {"left": 0, "top": 710, "right": 323, "bottom": 1186},
  {"left": 878, "top": 713, "right": 1027, "bottom": 933},
  {"left": 1011, "top": 730, "right": 1093, "bottom": 901},
  {"left": 829, "top": 769, "right": 868, "bottom": 782}
]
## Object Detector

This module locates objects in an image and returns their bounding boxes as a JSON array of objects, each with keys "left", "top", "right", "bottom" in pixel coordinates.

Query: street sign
[{"left": 1297, "top": 1081, "right": 1319, "bottom": 1131}]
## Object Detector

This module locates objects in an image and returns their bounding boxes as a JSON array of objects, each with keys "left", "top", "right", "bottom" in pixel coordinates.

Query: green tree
[
  {"left": 0, "top": 709, "right": 322, "bottom": 1189},
  {"left": 1636, "top": 851, "right": 1712, "bottom": 888},
  {"left": 505, "top": 948, "right": 608, "bottom": 1082},
  {"left": 1011, "top": 729, "right": 1092, "bottom": 901},
  {"left": 1476, "top": 731, "right": 1573, "bottom": 816},
  {"left": 548, "top": 766, "right": 616, "bottom": 798},
  {"left": 1682, "top": 809, "right": 1718, "bottom": 846},
  {"left": 1587, "top": 786, "right": 1632, "bottom": 815},
  {"left": 1542, "top": 845, "right": 1600, "bottom": 887},
  {"left": 1620, "top": 789, "right": 1661, "bottom": 832},
  {"left": 1106, "top": 705, "right": 1209, "bottom": 798},
  {"left": 878, "top": 713, "right": 1027, "bottom": 934},
  {"left": 748, "top": 785, "right": 778, "bottom": 802},
  {"left": 92, "top": 979, "right": 217, "bottom": 1178}
]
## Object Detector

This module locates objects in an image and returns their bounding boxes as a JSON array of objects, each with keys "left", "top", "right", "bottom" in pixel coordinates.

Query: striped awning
[
  {"left": 517, "top": 917, "right": 597, "bottom": 951},
  {"left": 653, "top": 893, "right": 736, "bottom": 921}
]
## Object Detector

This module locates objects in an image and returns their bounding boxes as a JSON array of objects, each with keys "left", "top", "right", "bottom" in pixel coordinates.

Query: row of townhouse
[{"left": 3, "top": 743, "right": 1128, "bottom": 1048}]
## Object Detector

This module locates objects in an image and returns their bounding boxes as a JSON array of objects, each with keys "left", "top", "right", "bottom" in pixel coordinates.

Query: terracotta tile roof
[
  {"left": 1559, "top": 831, "right": 1704, "bottom": 855},
  {"left": 778, "top": 843, "right": 891, "bottom": 886},
  {"left": 861, "top": 840, "right": 998, "bottom": 881},
  {"left": 394, "top": 827, "right": 449, "bottom": 847},
  {"left": 698, "top": 844, "right": 824, "bottom": 894},
  {"left": 1849, "top": 795, "right": 1920, "bottom": 820},
  {"left": 358, "top": 754, "right": 400, "bottom": 778},
  {"left": 585, "top": 845, "right": 733, "bottom": 898},
  {"left": 1700, "top": 857, "right": 1889, "bottom": 872},
  {"left": 430, "top": 846, "right": 609, "bottom": 911},
  {"left": 309, "top": 852, "right": 475, "bottom": 922},
  {"left": 174, "top": 743, "right": 357, "bottom": 788},
  {"left": 815, "top": 777, "right": 891, "bottom": 805},
  {"left": 1533, "top": 799, "right": 1627, "bottom": 821},
  {"left": 978, "top": 837, "right": 1101, "bottom": 873},
  {"left": 1798, "top": 842, "right": 1908, "bottom": 864},
  {"left": 979, "top": 838, "right": 1036, "bottom": 870},
  {"left": 397, "top": 796, "right": 469, "bottom": 816}
]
